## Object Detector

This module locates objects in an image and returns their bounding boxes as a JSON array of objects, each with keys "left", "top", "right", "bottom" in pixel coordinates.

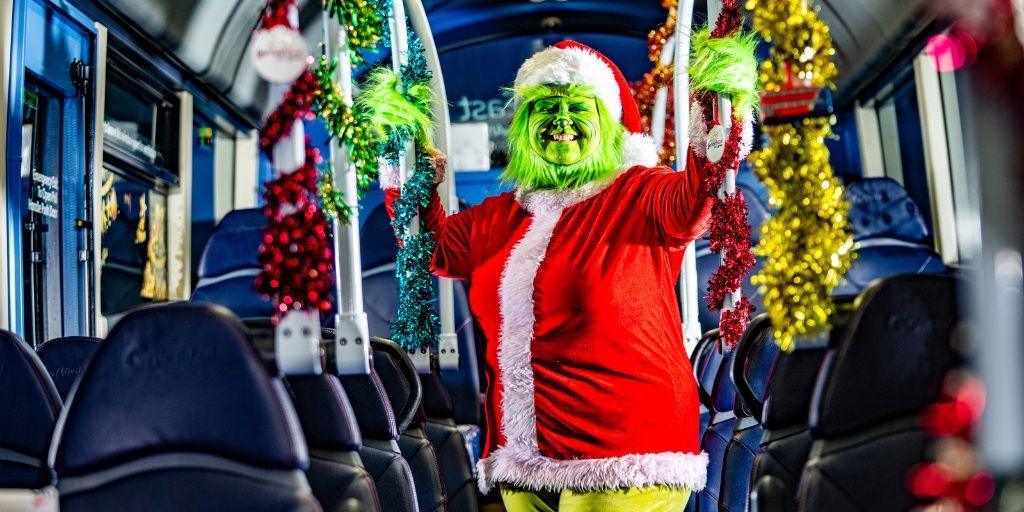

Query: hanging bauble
[{"left": 251, "top": 25, "right": 310, "bottom": 84}]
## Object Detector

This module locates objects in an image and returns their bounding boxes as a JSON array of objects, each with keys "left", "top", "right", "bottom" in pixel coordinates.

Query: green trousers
[{"left": 499, "top": 484, "right": 691, "bottom": 512}]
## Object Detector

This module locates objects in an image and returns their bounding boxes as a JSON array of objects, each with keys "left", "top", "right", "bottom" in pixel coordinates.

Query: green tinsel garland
[
  {"left": 317, "top": 162, "right": 354, "bottom": 222},
  {"left": 324, "top": 0, "right": 385, "bottom": 66},
  {"left": 312, "top": 55, "right": 379, "bottom": 196}
]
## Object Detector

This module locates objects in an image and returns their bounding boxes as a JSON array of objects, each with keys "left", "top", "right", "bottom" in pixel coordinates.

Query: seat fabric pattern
[
  {"left": 50, "top": 303, "right": 318, "bottom": 511},
  {"left": 0, "top": 330, "right": 62, "bottom": 489},
  {"left": 36, "top": 336, "right": 101, "bottom": 401}
]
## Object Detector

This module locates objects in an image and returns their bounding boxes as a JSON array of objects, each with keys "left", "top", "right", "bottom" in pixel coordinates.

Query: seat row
[
  {"left": 0, "top": 301, "right": 480, "bottom": 511},
  {"left": 689, "top": 273, "right": 964, "bottom": 512}
]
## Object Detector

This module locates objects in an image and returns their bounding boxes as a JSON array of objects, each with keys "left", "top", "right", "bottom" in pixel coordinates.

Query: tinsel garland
[
  {"left": 324, "top": 0, "right": 384, "bottom": 66},
  {"left": 747, "top": 0, "right": 855, "bottom": 350},
  {"left": 632, "top": 0, "right": 679, "bottom": 167},
  {"left": 260, "top": 70, "right": 317, "bottom": 151},
  {"left": 360, "top": 28, "right": 440, "bottom": 351},
  {"left": 691, "top": 1, "right": 759, "bottom": 348},
  {"left": 317, "top": 162, "right": 353, "bottom": 221},
  {"left": 255, "top": 147, "right": 335, "bottom": 315},
  {"left": 255, "top": 0, "right": 335, "bottom": 320}
]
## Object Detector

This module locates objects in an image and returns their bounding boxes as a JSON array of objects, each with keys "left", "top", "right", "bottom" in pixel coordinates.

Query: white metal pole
[
  {"left": 674, "top": 0, "right": 702, "bottom": 355},
  {"left": 406, "top": 0, "right": 459, "bottom": 371},
  {"left": 272, "top": 4, "right": 323, "bottom": 376},
  {"left": 651, "top": 35, "right": 675, "bottom": 150},
  {"left": 390, "top": 0, "right": 432, "bottom": 373},
  {"left": 330, "top": 10, "right": 371, "bottom": 376}
]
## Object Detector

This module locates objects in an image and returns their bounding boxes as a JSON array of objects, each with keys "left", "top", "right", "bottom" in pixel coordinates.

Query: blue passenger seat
[
  {"left": 695, "top": 334, "right": 736, "bottom": 512},
  {"left": 0, "top": 331, "right": 62, "bottom": 489},
  {"left": 50, "top": 303, "right": 320, "bottom": 511},
  {"left": 798, "top": 275, "right": 962, "bottom": 512},
  {"left": 834, "top": 178, "right": 946, "bottom": 295},
  {"left": 36, "top": 336, "right": 101, "bottom": 401},
  {"left": 191, "top": 209, "right": 274, "bottom": 319}
]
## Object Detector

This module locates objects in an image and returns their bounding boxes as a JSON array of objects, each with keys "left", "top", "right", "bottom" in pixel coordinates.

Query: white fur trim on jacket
[
  {"left": 377, "top": 159, "right": 401, "bottom": 191},
  {"left": 514, "top": 46, "right": 622, "bottom": 120},
  {"left": 622, "top": 132, "right": 659, "bottom": 168},
  {"left": 477, "top": 173, "right": 709, "bottom": 494},
  {"left": 689, "top": 101, "right": 756, "bottom": 161}
]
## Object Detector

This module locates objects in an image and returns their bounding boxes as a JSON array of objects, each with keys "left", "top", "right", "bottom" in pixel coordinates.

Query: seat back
[
  {"left": 372, "top": 339, "right": 448, "bottom": 512},
  {"left": 50, "top": 303, "right": 318, "bottom": 511},
  {"left": 798, "top": 275, "right": 962, "bottom": 512},
  {"left": 0, "top": 331, "right": 62, "bottom": 489},
  {"left": 191, "top": 209, "right": 275, "bottom": 319},
  {"left": 834, "top": 178, "right": 945, "bottom": 295},
  {"left": 420, "top": 371, "right": 480, "bottom": 512},
  {"left": 696, "top": 342, "right": 736, "bottom": 512},
  {"left": 36, "top": 336, "right": 102, "bottom": 401},
  {"left": 287, "top": 374, "right": 381, "bottom": 511},
  {"left": 719, "top": 316, "right": 776, "bottom": 512}
]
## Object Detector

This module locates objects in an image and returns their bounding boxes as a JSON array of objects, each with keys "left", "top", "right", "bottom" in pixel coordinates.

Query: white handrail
[
  {"left": 673, "top": 0, "right": 702, "bottom": 355},
  {"left": 329, "top": 8, "right": 371, "bottom": 376},
  {"left": 406, "top": 0, "right": 460, "bottom": 371}
]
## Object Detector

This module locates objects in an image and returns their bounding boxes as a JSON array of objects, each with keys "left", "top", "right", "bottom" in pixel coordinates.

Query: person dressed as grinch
[{"left": 380, "top": 41, "right": 747, "bottom": 511}]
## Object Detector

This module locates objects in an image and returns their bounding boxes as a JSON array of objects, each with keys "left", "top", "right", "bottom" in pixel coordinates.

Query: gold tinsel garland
[{"left": 746, "top": 0, "right": 855, "bottom": 350}]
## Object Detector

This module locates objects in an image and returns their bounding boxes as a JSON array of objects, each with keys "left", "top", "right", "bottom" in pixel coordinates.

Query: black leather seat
[
  {"left": 50, "top": 303, "right": 320, "bottom": 511},
  {"left": 420, "top": 370, "right": 481, "bottom": 512},
  {"left": 287, "top": 374, "right": 382, "bottom": 511},
  {"left": 36, "top": 336, "right": 101, "bottom": 401},
  {"left": 797, "top": 275, "right": 962, "bottom": 512},
  {"left": 695, "top": 332, "right": 736, "bottom": 512},
  {"left": 0, "top": 330, "right": 62, "bottom": 488},
  {"left": 336, "top": 346, "right": 420, "bottom": 512},
  {"left": 371, "top": 338, "right": 449, "bottom": 512}
]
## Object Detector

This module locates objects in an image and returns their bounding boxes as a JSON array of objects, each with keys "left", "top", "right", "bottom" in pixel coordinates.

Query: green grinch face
[{"left": 527, "top": 94, "right": 602, "bottom": 166}]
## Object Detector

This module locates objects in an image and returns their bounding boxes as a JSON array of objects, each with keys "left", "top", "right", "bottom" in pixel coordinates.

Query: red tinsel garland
[
  {"left": 259, "top": 70, "right": 318, "bottom": 151},
  {"left": 702, "top": 0, "right": 756, "bottom": 348},
  {"left": 254, "top": 0, "right": 334, "bottom": 320}
]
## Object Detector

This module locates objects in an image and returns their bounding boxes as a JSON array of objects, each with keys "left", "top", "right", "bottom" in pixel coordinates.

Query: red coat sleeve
[
  {"left": 384, "top": 187, "right": 475, "bottom": 280},
  {"left": 638, "top": 149, "right": 715, "bottom": 246}
]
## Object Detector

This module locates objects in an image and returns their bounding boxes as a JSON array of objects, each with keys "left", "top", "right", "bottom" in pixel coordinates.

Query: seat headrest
[
  {"left": 360, "top": 204, "right": 399, "bottom": 271},
  {"left": 51, "top": 303, "right": 308, "bottom": 477},
  {"left": 36, "top": 336, "right": 102, "bottom": 401},
  {"left": 809, "top": 274, "right": 962, "bottom": 438},
  {"left": 732, "top": 315, "right": 779, "bottom": 420},
  {"left": 197, "top": 208, "right": 265, "bottom": 278},
  {"left": 370, "top": 338, "right": 424, "bottom": 432},
  {"left": 693, "top": 330, "right": 722, "bottom": 407},
  {"left": 761, "top": 346, "right": 829, "bottom": 430},
  {"left": 0, "top": 331, "right": 62, "bottom": 460},
  {"left": 710, "top": 351, "right": 736, "bottom": 413},
  {"left": 287, "top": 375, "right": 362, "bottom": 452},
  {"left": 845, "top": 178, "right": 929, "bottom": 242}
]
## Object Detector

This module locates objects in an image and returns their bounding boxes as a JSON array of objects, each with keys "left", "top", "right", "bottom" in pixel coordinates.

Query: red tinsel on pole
[
  {"left": 701, "top": 1, "right": 756, "bottom": 348},
  {"left": 254, "top": 0, "right": 334, "bottom": 319}
]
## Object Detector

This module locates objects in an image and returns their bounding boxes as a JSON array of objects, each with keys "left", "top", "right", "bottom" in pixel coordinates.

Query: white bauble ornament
[{"left": 251, "top": 25, "right": 309, "bottom": 84}]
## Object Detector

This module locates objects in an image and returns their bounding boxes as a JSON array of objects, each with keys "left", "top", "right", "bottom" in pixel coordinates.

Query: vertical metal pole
[
  {"left": 674, "top": 0, "right": 702, "bottom": 355},
  {"left": 329, "top": 9, "right": 371, "bottom": 376},
  {"left": 406, "top": 0, "right": 459, "bottom": 370},
  {"left": 390, "top": 0, "right": 431, "bottom": 373}
]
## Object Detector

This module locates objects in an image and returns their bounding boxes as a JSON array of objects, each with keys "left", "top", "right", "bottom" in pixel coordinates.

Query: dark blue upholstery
[
  {"left": 287, "top": 375, "right": 381, "bottom": 512},
  {"left": 191, "top": 208, "right": 274, "bottom": 319},
  {"left": 695, "top": 346, "right": 735, "bottom": 512},
  {"left": 834, "top": 178, "right": 945, "bottom": 295},
  {"left": 0, "top": 330, "right": 62, "bottom": 488},
  {"left": 51, "top": 303, "right": 318, "bottom": 511},
  {"left": 36, "top": 336, "right": 101, "bottom": 401},
  {"left": 693, "top": 330, "right": 724, "bottom": 437},
  {"left": 799, "top": 275, "right": 962, "bottom": 512}
]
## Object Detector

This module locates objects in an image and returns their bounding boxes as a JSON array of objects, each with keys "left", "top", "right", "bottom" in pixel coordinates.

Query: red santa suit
[{"left": 382, "top": 41, "right": 713, "bottom": 494}]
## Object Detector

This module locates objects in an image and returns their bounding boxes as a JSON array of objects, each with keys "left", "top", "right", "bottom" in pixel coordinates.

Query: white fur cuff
[{"left": 621, "top": 132, "right": 659, "bottom": 169}]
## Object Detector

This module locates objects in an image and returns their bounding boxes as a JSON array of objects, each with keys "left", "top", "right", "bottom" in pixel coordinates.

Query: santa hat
[{"left": 513, "top": 40, "right": 659, "bottom": 169}]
